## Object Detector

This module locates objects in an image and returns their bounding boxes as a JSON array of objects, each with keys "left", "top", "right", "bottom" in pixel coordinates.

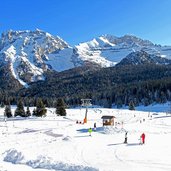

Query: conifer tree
[
  {"left": 35, "top": 98, "right": 47, "bottom": 117},
  {"left": 26, "top": 106, "right": 31, "bottom": 117},
  {"left": 129, "top": 100, "right": 135, "bottom": 110},
  {"left": 55, "top": 98, "right": 66, "bottom": 116},
  {"left": 14, "top": 99, "right": 26, "bottom": 117},
  {"left": 32, "top": 108, "right": 36, "bottom": 116},
  {"left": 1, "top": 102, "right": 5, "bottom": 108},
  {"left": 4, "top": 105, "right": 12, "bottom": 118}
]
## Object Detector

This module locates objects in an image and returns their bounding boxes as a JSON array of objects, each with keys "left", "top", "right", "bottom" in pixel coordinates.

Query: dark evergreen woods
[{"left": 1, "top": 64, "right": 171, "bottom": 108}]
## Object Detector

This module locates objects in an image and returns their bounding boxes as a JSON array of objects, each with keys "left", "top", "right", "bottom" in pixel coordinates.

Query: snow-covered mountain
[
  {"left": 75, "top": 34, "right": 171, "bottom": 67},
  {"left": 1, "top": 29, "right": 171, "bottom": 87},
  {"left": 0, "top": 29, "right": 76, "bottom": 87}
]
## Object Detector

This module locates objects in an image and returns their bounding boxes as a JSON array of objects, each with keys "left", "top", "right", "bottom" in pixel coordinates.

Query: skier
[
  {"left": 139, "top": 135, "right": 142, "bottom": 145},
  {"left": 88, "top": 128, "right": 92, "bottom": 136},
  {"left": 141, "top": 133, "right": 145, "bottom": 144},
  {"left": 124, "top": 131, "right": 128, "bottom": 144},
  {"left": 94, "top": 122, "right": 96, "bottom": 131}
]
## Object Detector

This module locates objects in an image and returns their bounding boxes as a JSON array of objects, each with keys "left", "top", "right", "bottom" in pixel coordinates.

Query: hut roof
[{"left": 101, "top": 115, "right": 115, "bottom": 119}]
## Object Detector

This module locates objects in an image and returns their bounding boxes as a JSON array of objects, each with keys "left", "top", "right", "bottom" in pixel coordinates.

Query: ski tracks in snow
[{"left": 113, "top": 144, "right": 171, "bottom": 171}]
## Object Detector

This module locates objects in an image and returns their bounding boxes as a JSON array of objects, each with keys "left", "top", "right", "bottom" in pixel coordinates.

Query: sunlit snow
[{"left": 0, "top": 103, "right": 171, "bottom": 171}]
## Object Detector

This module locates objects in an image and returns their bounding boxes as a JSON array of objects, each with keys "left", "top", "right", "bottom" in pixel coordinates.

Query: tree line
[{"left": 3, "top": 98, "right": 66, "bottom": 118}]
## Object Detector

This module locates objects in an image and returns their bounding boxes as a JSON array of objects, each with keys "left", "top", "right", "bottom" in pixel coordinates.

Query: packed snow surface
[{"left": 0, "top": 104, "right": 171, "bottom": 171}]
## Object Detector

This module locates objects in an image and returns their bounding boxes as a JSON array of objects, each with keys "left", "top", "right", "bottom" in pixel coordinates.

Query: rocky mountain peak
[{"left": 0, "top": 29, "right": 72, "bottom": 87}]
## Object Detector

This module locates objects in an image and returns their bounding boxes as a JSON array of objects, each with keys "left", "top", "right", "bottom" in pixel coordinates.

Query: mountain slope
[
  {"left": 0, "top": 29, "right": 76, "bottom": 86},
  {"left": 17, "top": 64, "right": 171, "bottom": 107},
  {"left": 0, "top": 63, "right": 22, "bottom": 93},
  {"left": 116, "top": 50, "right": 171, "bottom": 66}
]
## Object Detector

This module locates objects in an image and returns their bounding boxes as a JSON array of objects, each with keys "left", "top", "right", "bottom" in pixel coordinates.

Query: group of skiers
[
  {"left": 124, "top": 131, "right": 145, "bottom": 145},
  {"left": 88, "top": 123, "right": 146, "bottom": 145}
]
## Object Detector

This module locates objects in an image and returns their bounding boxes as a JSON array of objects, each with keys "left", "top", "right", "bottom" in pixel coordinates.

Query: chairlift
[{"left": 81, "top": 99, "right": 92, "bottom": 123}]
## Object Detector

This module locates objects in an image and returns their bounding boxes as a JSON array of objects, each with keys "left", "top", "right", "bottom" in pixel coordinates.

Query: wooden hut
[{"left": 101, "top": 115, "right": 115, "bottom": 126}]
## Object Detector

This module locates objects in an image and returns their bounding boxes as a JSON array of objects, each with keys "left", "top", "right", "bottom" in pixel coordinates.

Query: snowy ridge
[
  {"left": 75, "top": 34, "right": 171, "bottom": 67},
  {"left": 75, "top": 35, "right": 117, "bottom": 67}
]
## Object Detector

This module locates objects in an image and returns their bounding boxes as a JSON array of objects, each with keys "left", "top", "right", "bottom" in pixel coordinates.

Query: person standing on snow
[
  {"left": 94, "top": 122, "right": 96, "bottom": 131},
  {"left": 124, "top": 131, "right": 128, "bottom": 143},
  {"left": 88, "top": 128, "right": 92, "bottom": 136},
  {"left": 141, "top": 133, "right": 145, "bottom": 144}
]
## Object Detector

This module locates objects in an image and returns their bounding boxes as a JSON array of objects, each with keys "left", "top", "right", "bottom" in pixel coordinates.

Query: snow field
[{"left": 0, "top": 106, "right": 171, "bottom": 171}]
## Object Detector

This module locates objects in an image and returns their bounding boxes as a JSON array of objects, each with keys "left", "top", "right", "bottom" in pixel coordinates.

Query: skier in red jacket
[{"left": 141, "top": 133, "right": 145, "bottom": 144}]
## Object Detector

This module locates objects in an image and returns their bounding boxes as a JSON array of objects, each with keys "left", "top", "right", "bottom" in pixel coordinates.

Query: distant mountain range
[{"left": 1, "top": 29, "right": 171, "bottom": 87}]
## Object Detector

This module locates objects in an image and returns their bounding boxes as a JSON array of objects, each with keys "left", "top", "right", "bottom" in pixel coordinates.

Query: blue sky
[{"left": 0, "top": 0, "right": 171, "bottom": 45}]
